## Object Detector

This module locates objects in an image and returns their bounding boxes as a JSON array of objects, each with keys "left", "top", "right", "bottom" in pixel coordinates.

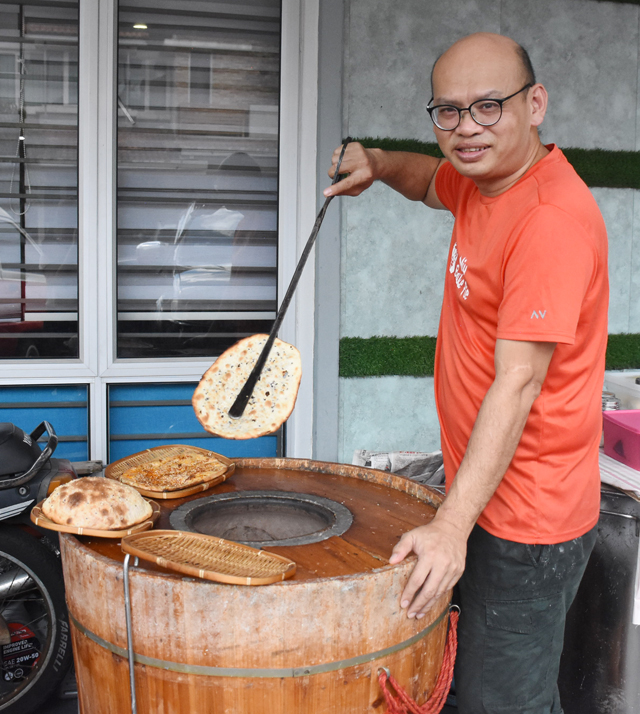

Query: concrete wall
[{"left": 338, "top": 0, "right": 640, "bottom": 461}]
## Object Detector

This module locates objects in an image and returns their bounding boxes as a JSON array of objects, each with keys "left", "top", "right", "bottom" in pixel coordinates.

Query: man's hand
[
  {"left": 389, "top": 516, "right": 467, "bottom": 619},
  {"left": 324, "top": 142, "right": 379, "bottom": 197},
  {"left": 323, "top": 142, "right": 445, "bottom": 206}
]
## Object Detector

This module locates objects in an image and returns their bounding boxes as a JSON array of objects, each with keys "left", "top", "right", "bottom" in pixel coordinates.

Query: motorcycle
[{"left": 0, "top": 421, "right": 76, "bottom": 713}]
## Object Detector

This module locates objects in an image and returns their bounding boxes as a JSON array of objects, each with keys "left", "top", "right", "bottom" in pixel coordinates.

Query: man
[{"left": 325, "top": 33, "right": 608, "bottom": 714}]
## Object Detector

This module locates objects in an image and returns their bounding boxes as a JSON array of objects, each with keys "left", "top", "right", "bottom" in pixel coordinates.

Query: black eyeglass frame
[{"left": 426, "top": 83, "right": 533, "bottom": 131}]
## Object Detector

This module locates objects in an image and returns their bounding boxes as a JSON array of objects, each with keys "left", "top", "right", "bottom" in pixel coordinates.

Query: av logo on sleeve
[
  {"left": 449, "top": 242, "right": 470, "bottom": 301},
  {"left": 531, "top": 310, "right": 547, "bottom": 319}
]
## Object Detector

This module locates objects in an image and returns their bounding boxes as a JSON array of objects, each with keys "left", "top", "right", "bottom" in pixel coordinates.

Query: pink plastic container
[{"left": 603, "top": 410, "right": 640, "bottom": 470}]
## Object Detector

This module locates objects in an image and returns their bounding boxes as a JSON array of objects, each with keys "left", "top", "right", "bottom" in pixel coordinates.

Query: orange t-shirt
[{"left": 434, "top": 145, "right": 608, "bottom": 544}]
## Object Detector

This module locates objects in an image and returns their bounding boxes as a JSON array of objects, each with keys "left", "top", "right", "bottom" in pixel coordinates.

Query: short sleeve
[
  {"left": 434, "top": 161, "right": 463, "bottom": 215},
  {"left": 497, "top": 205, "right": 596, "bottom": 345}
]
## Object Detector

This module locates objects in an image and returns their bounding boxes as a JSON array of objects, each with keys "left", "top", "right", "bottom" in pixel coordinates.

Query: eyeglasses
[{"left": 426, "top": 84, "right": 532, "bottom": 131}]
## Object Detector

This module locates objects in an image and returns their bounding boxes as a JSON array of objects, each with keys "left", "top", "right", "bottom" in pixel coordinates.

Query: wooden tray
[
  {"left": 104, "top": 445, "right": 235, "bottom": 499},
  {"left": 121, "top": 530, "right": 296, "bottom": 585},
  {"left": 30, "top": 500, "right": 160, "bottom": 538}
]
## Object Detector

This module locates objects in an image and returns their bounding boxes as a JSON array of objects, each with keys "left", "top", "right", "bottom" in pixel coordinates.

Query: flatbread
[
  {"left": 193, "top": 334, "right": 302, "bottom": 440},
  {"left": 119, "top": 453, "right": 227, "bottom": 492},
  {"left": 42, "top": 477, "right": 152, "bottom": 530}
]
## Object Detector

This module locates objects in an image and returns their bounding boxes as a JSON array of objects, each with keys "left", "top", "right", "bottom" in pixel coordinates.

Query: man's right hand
[
  {"left": 390, "top": 516, "right": 467, "bottom": 619},
  {"left": 324, "top": 142, "right": 380, "bottom": 198},
  {"left": 324, "top": 142, "right": 446, "bottom": 207}
]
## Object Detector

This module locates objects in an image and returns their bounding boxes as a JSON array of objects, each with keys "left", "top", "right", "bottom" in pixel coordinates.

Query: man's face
[{"left": 431, "top": 43, "right": 541, "bottom": 192}]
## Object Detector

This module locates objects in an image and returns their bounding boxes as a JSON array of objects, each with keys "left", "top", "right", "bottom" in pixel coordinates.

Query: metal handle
[
  {"left": 124, "top": 554, "right": 139, "bottom": 714},
  {"left": 600, "top": 509, "right": 640, "bottom": 536},
  {"left": 0, "top": 421, "right": 58, "bottom": 489},
  {"left": 228, "top": 137, "right": 352, "bottom": 419}
]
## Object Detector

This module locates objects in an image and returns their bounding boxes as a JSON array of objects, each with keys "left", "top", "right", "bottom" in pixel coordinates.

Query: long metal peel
[{"left": 228, "top": 137, "right": 352, "bottom": 419}]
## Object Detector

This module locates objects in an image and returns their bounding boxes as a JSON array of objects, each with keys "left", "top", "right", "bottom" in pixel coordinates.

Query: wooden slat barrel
[{"left": 60, "top": 458, "right": 451, "bottom": 714}]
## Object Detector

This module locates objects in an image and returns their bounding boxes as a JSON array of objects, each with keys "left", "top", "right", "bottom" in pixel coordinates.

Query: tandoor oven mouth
[{"left": 169, "top": 490, "right": 353, "bottom": 547}]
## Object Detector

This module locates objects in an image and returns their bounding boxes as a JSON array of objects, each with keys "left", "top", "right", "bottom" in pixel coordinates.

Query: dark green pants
[{"left": 454, "top": 523, "right": 597, "bottom": 714}]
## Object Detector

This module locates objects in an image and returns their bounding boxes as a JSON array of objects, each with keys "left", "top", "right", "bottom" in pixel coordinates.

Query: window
[
  {"left": 116, "top": 1, "right": 280, "bottom": 358},
  {"left": 0, "top": 383, "right": 88, "bottom": 459},
  {"left": 0, "top": 1, "right": 79, "bottom": 359},
  {"left": 0, "top": 0, "right": 318, "bottom": 462}
]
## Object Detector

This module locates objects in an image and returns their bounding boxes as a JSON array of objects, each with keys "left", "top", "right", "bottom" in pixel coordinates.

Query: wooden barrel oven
[{"left": 60, "top": 458, "right": 451, "bottom": 714}]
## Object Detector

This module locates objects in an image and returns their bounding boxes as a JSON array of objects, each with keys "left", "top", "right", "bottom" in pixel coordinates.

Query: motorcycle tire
[{"left": 0, "top": 527, "right": 73, "bottom": 713}]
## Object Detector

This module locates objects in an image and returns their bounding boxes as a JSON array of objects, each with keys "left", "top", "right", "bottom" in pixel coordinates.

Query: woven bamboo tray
[
  {"left": 104, "top": 445, "right": 235, "bottom": 499},
  {"left": 31, "top": 499, "right": 160, "bottom": 538},
  {"left": 121, "top": 530, "right": 297, "bottom": 585}
]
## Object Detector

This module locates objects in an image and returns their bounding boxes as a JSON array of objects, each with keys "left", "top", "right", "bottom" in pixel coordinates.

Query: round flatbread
[
  {"left": 42, "top": 477, "right": 152, "bottom": 530},
  {"left": 119, "top": 453, "right": 227, "bottom": 492},
  {"left": 193, "top": 334, "right": 302, "bottom": 440}
]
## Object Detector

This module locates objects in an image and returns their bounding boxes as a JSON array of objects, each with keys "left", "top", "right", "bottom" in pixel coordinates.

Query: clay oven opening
[{"left": 169, "top": 491, "right": 353, "bottom": 546}]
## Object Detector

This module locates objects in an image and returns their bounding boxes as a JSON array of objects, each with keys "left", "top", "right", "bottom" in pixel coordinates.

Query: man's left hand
[{"left": 389, "top": 517, "right": 467, "bottom": 618}]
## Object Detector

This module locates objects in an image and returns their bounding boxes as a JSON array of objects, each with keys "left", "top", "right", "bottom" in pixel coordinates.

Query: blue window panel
[
  {"left": 0, "top": 385, "right": 88, "bottom": 404},
  {"left": 46, "top": 441, "right": 89, "bottom": 461},
  {"left": 109, "top": 435, "right": 278, "bottom": 463},
  {"left": 0, "top": 407, "right": 88, "bottom": 434},
  {"left": 0, "top": 385, "right": 89, "bottom": 461},
  {"left": 109, "top": 384, "right": 195, "bottom": 402},
  {"left": 107, "top": 383, "right": 279, "bottom": 462},
  {"left": 110, "top": 405, "right": 204, "bottom": 435}
]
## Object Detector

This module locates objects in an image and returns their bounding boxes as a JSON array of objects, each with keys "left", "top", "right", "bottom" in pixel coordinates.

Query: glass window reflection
[{"left": 116, "top": 0, "right": 280, "bottom": 359}]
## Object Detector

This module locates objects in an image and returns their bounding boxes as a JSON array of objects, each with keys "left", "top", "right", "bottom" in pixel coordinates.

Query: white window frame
[{"left": 0, "top": 0, "right": 319, "bottom": 463}]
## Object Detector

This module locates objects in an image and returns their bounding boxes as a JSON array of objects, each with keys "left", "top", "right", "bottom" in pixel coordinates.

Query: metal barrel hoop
[{"left": 123, "top": 554, "right": 140, "bottom": 714}]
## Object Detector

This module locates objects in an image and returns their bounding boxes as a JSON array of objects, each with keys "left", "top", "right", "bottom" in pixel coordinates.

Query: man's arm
[
  {"left": 323, "top": 142, "right": 446, "bottom": 209},
  {"left": 389, "top": 338, "right": 557, "bottom": 618}
]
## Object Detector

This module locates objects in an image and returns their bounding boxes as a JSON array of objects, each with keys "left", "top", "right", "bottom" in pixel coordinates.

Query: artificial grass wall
[
  {"left": 339, "top": 334, "right": 640, "bottom": 377},
  {"left": 355, "top": 138, "right": 640, "bottom": 190},
  {"left": 340, "top": 336, "right": 438, "bottom": 378},
  {"left": 603, "top": 334, "right": 640, "bottom": 370}
]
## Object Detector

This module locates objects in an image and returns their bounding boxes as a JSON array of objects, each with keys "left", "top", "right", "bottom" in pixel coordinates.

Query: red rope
[{"left": 378, "top": 607, "right": 459, "bottom": 714}]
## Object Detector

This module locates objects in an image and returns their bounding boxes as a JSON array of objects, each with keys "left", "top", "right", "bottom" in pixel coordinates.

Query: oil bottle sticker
[{"left": 2, "top": 623, "right": 40, "bottom": 681}]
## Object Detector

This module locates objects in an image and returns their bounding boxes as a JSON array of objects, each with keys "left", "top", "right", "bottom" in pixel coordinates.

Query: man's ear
[{"left": 529, "top": 83, "right": 548, "bottom": 127}]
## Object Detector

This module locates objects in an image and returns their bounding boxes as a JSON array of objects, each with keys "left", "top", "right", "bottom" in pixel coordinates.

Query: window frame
[{"left": 0, "top": 0, "right": 320, "bottom": 463}]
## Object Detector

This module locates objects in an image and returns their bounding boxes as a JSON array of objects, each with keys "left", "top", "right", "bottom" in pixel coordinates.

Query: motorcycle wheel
[{"left": 0, "top": 527, "right": 73, "bottom": 713}]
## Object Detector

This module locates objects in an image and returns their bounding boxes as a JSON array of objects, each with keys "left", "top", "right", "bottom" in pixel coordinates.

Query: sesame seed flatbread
[
  {"left": 118, "top": 453, "right": 227, "bottom": 492},
  {"left": 193, "top": 335, "right": 302, "bottom": 440},
  {"left": 42, "top": 477, "right": 153, "bottom": 530}
]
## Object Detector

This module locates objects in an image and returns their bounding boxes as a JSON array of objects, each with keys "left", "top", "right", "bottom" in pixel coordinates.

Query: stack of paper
[{"left": 599, "top": 450, "right": 640, "bottom": 496}]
